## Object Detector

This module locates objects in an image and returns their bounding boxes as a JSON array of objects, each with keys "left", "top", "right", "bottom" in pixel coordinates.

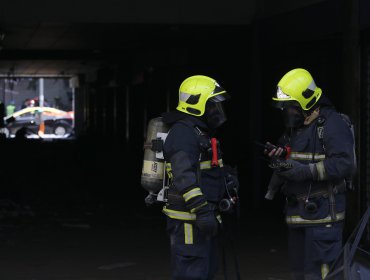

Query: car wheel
[
  {"left": 53, "top": 122, "right": 71, "bottom": 136},
  {"left": 0, "top": 127, "right": 10, "bottom": 138}
]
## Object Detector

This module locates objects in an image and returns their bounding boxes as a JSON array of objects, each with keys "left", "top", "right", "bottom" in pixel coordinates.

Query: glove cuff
[
  {"left": 311, "top": 161, "right": 328, "bottom": 181},
  {"left": 309, "top": 163, "right": 318, "bottom": 180},
  {"left": 182, "top": 187, "right": 208, "bottom": 213}
]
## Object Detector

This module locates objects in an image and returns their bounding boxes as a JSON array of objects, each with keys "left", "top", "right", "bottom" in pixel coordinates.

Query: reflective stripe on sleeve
[
  {"left": 183, "top": 187, "right": 203, "bottom": 202},
  {"left": 290, "top": 152, "right": 325, "bottom": 161},
  {"left": 190, "top": 201, "right": 208, "bottom": 213}
]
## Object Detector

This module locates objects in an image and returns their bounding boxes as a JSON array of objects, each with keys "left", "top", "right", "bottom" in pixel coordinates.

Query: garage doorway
[{"left": 0, "top": 76, "right": 75, "bottom": 139}]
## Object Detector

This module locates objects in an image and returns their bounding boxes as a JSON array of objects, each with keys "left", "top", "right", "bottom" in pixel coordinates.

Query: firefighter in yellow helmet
[
  {"left": 265, "top": 68, "right": 356, "bottom": 279},
  {"left": 161, "top": 75, "right": 238, "bottom": 279}
]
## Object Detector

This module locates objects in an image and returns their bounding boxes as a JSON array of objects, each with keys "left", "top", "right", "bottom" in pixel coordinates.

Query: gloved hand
[
  {"left": 265, "top": 171, "right": 285, "bottom": 200},
  {"left": 194, "top": 203, "right": 218, "bottom": 236},
  {"left": 182, "top": 187, "right": 218, "bottom": 236},
  {"left": 276, "top": 159, "right": 317, "bottom": 182}
]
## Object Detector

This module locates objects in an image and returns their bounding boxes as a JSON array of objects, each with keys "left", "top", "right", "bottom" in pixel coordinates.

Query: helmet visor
[
  {"left": 272, "top": 100, "right": 301, "bottom": 110},
  {"left": 205, "top": 101, "right": 227, "bottom": 129},
  {"left": 209, "top": 83, "right": 230, "bottom": 102}
]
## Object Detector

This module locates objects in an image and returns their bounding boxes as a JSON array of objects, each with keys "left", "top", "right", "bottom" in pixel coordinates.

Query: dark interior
[{"left": 0, "top": 0, "right": 370, "bottom": 278}]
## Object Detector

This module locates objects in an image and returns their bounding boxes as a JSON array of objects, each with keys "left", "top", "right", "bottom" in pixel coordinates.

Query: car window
[{"left": 18, "top": 111, "right": 36, "bottom": 118}]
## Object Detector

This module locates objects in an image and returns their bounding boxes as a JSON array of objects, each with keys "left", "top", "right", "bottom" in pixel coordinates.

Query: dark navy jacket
[
  {"left": 277, "top": 106, "right": 355, "bottom": 225},
  {"left": 162, "top": 111, "right": 225, "bottom": 212}
]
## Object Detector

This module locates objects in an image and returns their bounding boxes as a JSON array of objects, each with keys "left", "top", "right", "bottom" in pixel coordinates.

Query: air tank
[{"left": 141, "top": 117, "right": 169, "bottom": 201}]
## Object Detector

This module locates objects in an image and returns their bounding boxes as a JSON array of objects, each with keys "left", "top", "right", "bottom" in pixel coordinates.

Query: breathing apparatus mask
[
  {"left": 204, "top": 100, "right": 227, "bottom": 130},
  {"left": 283, "top": 105, "right": 305, "bottom": 128}
]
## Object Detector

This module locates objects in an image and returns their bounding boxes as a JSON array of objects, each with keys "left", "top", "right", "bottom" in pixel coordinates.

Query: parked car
[{"left": 2, "top": 106, "right": 74, "bottom": 138}]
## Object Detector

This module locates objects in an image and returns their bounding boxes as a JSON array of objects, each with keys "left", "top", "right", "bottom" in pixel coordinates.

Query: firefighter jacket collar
[
  {"left": 303, "top": 108, "right": 320, "bottom": 125},
  {"left": 161, "top": 111, "right": 209, "bottom": 131}
]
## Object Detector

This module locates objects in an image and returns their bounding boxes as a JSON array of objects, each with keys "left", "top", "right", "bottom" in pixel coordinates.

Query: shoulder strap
[{"left": 316, "top": 116, "right": 326, "bottom": 152}]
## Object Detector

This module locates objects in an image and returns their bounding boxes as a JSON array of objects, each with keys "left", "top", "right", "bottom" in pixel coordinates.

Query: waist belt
[
  {"left": 294, "top": 183, "right": 346, "bottom": 201},
  {"left": 295, "top": 189, "right": 329, "bottom": 200},
  {"left": 286, "top": 211, "right": 345, "bottom": 225}
]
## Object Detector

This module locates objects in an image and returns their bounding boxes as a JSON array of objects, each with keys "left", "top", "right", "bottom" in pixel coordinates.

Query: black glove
[
  {"left": 265, "top": 171, "right": 285, "bottom": 200},
  {"left": 276, "top": 159, "right": 317, "bottom": 182},
  {"left": 194, "top": 203, "right": 218, "bottom": 236},
  {"left": 182, "top": 187, "right": 218, "bottom": 236}
]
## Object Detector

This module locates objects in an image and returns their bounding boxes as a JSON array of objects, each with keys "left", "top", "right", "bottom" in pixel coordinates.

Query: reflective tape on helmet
[
  {"left": 184, "top": 223, "right": 193, "bottom": 244},
  {"left": 286, "top": 212, "right": 345, "bottom": 224},
  {"left": 183, "top": 187, "right": 203, "bottom": 202},
  {"left": 290, "top": 152, "right": 325, "bottom": 161},
  {"left": 162, "top": 207, "right": 196, "bottom": 221},
  {"left": 200, "top": 159, "right": 224, "bottom": 170}
]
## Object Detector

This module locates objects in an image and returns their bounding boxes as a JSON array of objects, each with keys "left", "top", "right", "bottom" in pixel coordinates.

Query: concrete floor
[{"left": 0, "top": 209, "right": 291, "bottom": 280}]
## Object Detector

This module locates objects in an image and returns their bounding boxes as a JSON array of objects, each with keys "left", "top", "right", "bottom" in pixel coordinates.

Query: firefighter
[
  {"left": 161, "top": 75, "right": 230, "bottom": 280},
  {"left": 266, "top": 68, "right": 356, "bottom": 279}
]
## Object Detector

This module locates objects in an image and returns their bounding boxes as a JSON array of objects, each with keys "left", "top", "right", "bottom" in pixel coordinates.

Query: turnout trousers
[
  {"left": 166, "top": 217, "right": 219, "bottom": 280},
  {"left": 288, "top": 222, "right": 343, "bottom": 280}
]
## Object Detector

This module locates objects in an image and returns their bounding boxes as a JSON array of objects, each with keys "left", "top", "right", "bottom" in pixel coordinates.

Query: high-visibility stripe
[
  {"left": 290, "top": 152, "right": 325, "bottom": 161},
  {"left": 286, "top": 212, "right": 345, "bottom": 224},
  {"left": 165, "top": 163, "right": 173, "bottom": 179},
  {"left": 216, "top": 214, "right": 222, "bottom": 224},
  {"left": 316, "top": 161, "right": 327, "bottom": 181},
  {"left": 321, "top": 264, "right": 329, "bottom": 279},
  {"left": 162, "top": 207, "right": 196, "bottom": 221},
  {"left": 183, "top": 187, "right": 203, "bottom": 202},
  {"left": 200, "top": 159, "right": 223, "bottom": 170},
  {"left": 165, "top": 159, "right": 223, "bottom": 174},
  {"left": 190, "top": 201, "right": 208, "bottom": 213},
  {"left": 184, "top": 223, "right": 193, "bottom": 244}
]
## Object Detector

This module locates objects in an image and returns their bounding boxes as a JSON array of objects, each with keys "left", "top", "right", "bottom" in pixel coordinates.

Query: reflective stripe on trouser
[
  {"left": 288, "top": 223, "right": 343, "bottom": 280},
  {"left": 167, "top": 218, "right": 219, "bottom": 280},
  {"left": 286, "top": 212, "right": 345, "bottom": 225},
  {"left": 321, "top": 264, "right": 329, "bottom": 279},
  {"left": 184, "top": 223, "right": 193, "bottom": 244}
]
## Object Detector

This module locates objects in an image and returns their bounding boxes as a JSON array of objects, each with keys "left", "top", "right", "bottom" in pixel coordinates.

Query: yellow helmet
[
  {"left": 272, "top": 68, "right": 322, "bottom": 111},
  {"left": 176, "top": 75, "right": 229, "bottom": 116}
]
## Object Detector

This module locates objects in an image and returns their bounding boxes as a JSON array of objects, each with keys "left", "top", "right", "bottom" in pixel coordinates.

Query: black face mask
[
  {"left": 204, "top": 101, "right": 227, "bottom": 129},
  {"left": 283, "top": 107, "right": 305, "bottom": 128}
]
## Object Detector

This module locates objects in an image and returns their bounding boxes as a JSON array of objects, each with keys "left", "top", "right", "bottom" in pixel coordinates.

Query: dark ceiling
[{"left": 0, "top": 23, "right": 247, "bottom": 76}]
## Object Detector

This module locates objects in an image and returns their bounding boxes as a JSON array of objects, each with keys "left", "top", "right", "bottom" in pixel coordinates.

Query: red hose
[{"left": 211, "top": 138, "right": 219, "bottom": 167}]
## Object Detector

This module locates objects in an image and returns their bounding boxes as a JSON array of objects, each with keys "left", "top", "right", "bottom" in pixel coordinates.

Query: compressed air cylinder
[{"left": 141, "top": 117, "right": 169, "bottom": 195}]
